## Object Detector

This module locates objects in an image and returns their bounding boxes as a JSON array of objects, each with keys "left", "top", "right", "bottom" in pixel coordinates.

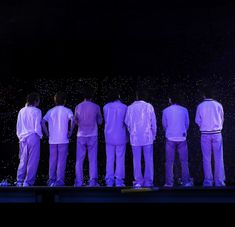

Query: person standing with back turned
[
  {"left": 195, "top": 87, "right": 225, "bottom": 187},
  {"left": 16, "top": 92, "right": 42, "bottom": 187},
  {"left": 125, "top": 90, "right": 157, "bottom": 188},
  {"left": 103, "top": 89, "right": 128, "bottom": 187},
  {"left": 74, "top": 88, "right": 102, "bottom": 187}
]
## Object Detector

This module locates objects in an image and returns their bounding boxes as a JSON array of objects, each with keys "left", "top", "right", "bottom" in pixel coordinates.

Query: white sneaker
[
  {"left": 183, "top": 181, "right": 194, "bottom": 187},
  {"left": 133, "top": 183, "right": 142, "bottom": 189},
  {"left": 164, "top": 183, "right": 173, "bottom": 188}
]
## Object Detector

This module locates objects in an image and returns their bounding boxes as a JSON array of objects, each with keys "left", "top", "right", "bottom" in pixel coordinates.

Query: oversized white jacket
[
  {"left": 195, "top": 99, "right": 224, "bottom": 133},
  {"left": 125, "top": 100, "right": 157, "bottom": 146}
]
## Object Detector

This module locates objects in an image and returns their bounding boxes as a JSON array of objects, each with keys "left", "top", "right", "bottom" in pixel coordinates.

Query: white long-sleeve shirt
[
  {"left": 125, "top": 100, "right": 157, "bottom": 146},
  {"left": 16, "top": 106, "right": 43, "bottom": 142},
  {"left": 195, "top": 99, "right": 224, "bottom": 133},
  {"left": 103, "top": 100, "right": 128, "bottom": 145},
  {"left": 75, "top": 100, "right": 102, "bottom": 137},
  {"left": 162, "top": 104, "right": 189, "bottom": 141}
]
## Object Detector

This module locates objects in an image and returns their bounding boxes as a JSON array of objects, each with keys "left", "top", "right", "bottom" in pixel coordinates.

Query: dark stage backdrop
[
  {"left": 0, "top": 74, "right": 234, "bottom": 186},
  {"left": 0, "top": 1, "right": 235, "bottom": 185}
]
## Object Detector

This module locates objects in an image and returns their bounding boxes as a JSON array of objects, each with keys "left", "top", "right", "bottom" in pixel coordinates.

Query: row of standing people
[{"left": 15, "top": 88, "right": 225, "bottom": 187}]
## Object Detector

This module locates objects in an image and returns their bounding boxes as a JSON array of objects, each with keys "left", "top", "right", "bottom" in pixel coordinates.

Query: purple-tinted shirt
[
  {"left": 103, "top": 100, "right": 128, "bottom": 145},
  {"left": 125, "top": 100, "right": 157, "bottom": 146},
  {"left": 75, "top": 100, "right": 102, "bottom": 137},
  {"left": 162, "top": 104, "right": 189, "bottom": 141},
  {"left": 195, "top": 99, "right": 224, "bottom": 133},
  {"left": 16, "top": 105, "right": 43, "bottom": 142}
]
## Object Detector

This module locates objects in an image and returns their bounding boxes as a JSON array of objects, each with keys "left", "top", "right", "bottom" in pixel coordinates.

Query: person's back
[
  {"left": 196, "top": 99, "right": 224, "bottom": 133},
  {"left": 44, "top": 105, "right": 73, "bottom": 144},
  {"left": 125, "top": 100, "right": 156, "bottom": 146},
  {"left": 162, "top": 100, "right": 192, "bottom": 188},
  {"left": 162, "top": 104, "right": 189, "bottom": 141},
  {"left": 75, "top": 100, "right": 102, "bottom": 137},
  {"left": 125, "top": 94, "right": 157, "bottom": 188},
  {"left": 42, "top": 92, "right": 73, "bottom": 187},
  {"left": 104, "top": 100, "right": 127, "bottom": 145},
  {"left": 17, "top": 105, "right": 42, "bottom": 142},
  {"left": 195, "top": 89, "right": 225, "bottom": 187},
  {"left": 74, "top": 98, "right": 102, "bottom": 187},
  {"left": 16, "top": 92, "right": 42, "bottom": 187}
]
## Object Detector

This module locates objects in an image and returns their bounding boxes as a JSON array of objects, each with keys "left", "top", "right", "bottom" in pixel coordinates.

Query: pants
[
  {"left": 165, "top": 139, "right": 190, "bottom": 185},
  {"left": 201, "top": 133, "right": 225, "bottom": 186},
  {"left": 105, "top": 144, "right": 126, "bottom": 183},
  {"left": 48, "top": 144, "right": 68, "bottom": 186},
  {"left": 17, "top": 133, "right": 40, "bottom": 186},
  {"left": 75, "top": 136, "right": 98, "bottom": 185},
  {"left": 131, "top": 144, "right": 154, "bottom": 186}
]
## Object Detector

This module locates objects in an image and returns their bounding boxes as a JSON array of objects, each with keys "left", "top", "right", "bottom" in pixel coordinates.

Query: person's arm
[
  {"left": 185, "top": 109, "right": 190, "bottom": 130},
  {"left": 68, "top": 110, "right": 74, "bottom": 138},
  {"left": 195, "top": 106, "right": 201, "bottom": 127},
  {"left": 124, "top": 108, "right": 130, "bottom": 132},
  {"left": 162, "top": 111, "right": 167, "bottom": 131},
  {"left": 16, "top": 111, "right": 21, "bottom": 140},
  {"left": 41, "top": 119, "right": 49, "bottom": 138},
  {"left": 151, "top": 106, "right": 157, "bottom": 140},
  {"left": 69, "top": 106, "right": 78, "bottom": 137},
  {"left": 97, "top": 106, "right": 103, "bottom": 125},
  {"left": 220, "top": 104, "right": 224, "bottom": 126},
  {"left": 35, "top": 110, "right": 43, "bottom": 139},
  {"left": 103, "top": 106, "right": 107, "bottom": 124}
]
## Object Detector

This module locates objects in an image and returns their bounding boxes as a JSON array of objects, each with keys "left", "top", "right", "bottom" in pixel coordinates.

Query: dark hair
[
  {"left": 26, "top": 92, "right": 40, "bottom": 105},
  {"left": 54, "top": 92, "right": 67, "bottom": 105},
  {"left": 82, "top": 85, "right": 94, "bottom": 100},
  {"left": 136, "top": 88, "right": 148, "bottom": 101},
  {"left": 201, "top": 86, "right": 215, "bottom": 99},
  {"left": 108, "top": 88, "right": 120, "bottom": 102},
  {"left": 169, "top": 92, "right": 182, "bottom": 104}
]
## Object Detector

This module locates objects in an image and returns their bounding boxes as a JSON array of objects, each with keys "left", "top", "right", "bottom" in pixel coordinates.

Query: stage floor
[{"left": 0, "top": 186, "right": 235, "bottom": 203}]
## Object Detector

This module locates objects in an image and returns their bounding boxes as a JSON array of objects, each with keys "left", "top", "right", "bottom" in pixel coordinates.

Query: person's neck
[{"left": 27, "top": 104, "right": 36, "bottom": 107}]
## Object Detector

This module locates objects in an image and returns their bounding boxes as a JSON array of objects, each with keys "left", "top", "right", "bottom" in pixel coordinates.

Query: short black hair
[
  {"left": 169, "top": 92, "right": 182, "bottom": 104},
  {"left": 54, "top": 92, "right": 67, "bottom": 105},
  {"left": 108, "top": 88, "right": 120, "bottom": 101},
  {"left": 26, "top": 92, "right": 40, "bottom": 105},
  {"left": 201, "top": 86, "right": 215, "bottom": 99},
  {"left": 136, "top": 88, "right": 148, "bottom": 101},
  {"left": 82, "top": 85, "right": 94, "bottom": 99}
]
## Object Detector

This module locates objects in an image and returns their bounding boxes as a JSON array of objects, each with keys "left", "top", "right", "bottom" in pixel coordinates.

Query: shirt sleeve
[
  {"left": 16, "top": 111, "right": 22, "bottom": 139},
  {"left": 103, "top": 105, "right": 107, "bottom": 124},
  {"left": 43, "top": 110, "right": 50, "bottom": 122},
  {"left": 68, "top": 109, "right": 74, "bottom": 120},
  {"left": 35, "top": 110, "right": 43, "bottom": 139},
  {"left": 124, "top": 108, "right": 130, "bottom": 131},
  {"left": 151, "top": 105, "right": 157, "bottom": 138},
  {"left": 185, "top": 109, "right": 189, "bottom": 130},
  {"left": 74, "top": 106, "right": 78, "bottom": 125},
  {"left": 220, "top": 104, "right": 224, "bottom": 125},
  {"left": 97, "top": 106, "right": 103, "bottom": 125},
  {"left": 162, "top": 110, "right": 167, "bottom": 131},
  {"left": 195, "top": 105, "right": 201, "bottom": 127}
]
